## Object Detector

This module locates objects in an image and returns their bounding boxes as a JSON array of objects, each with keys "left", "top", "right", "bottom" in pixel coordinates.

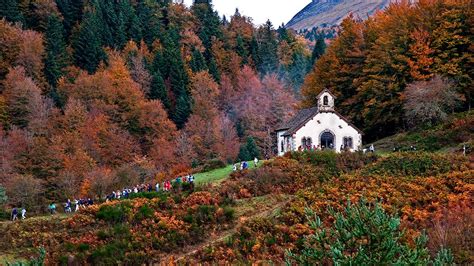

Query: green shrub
[
  {"left": 223, "top": 206, "right": 235, "bottom": 221},
  {"left": 127, "top": 191, "right": 174, "bottom": 201},
  {"left": 362, "top": 152, "right": 467, "bottom": 177},
  {"left": 89, "top": 241, "right": 127, "bottom": 265},
  {"left": 77, "top": 243, "right": 90, "bottom": 252},
  {"left": 134, "top": 204, "right": 154, "bottom": 221},
  {"left": 289, "top": 150, "right": 339, "bottom": 176},
  {"left": 196, "top": 205, "right": 216, "bottom": 224},
  {"left": 202, "top": 159, "right": 227, "bottom": 172},
  {"left": 96, "top": 203, "right": 130, "bottom": 223},
  {"left": 286, "top": 200, "right": 453, "bottom": 265}
]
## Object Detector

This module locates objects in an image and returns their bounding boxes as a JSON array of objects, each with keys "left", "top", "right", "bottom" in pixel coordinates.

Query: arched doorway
[{"left": 320, "top": 131, "right": 335, "bottom": 150}]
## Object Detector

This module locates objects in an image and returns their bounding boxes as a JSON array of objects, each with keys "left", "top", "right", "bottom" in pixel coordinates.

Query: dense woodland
[
  {"left": 302, "top": 0, "right": 473, "bottom": 140},
  {"left": 0, "top": 0, "right": 319, "bottom": 207},
  {"left": 0, "top": 0, "right": 472, "bottom": 208}
]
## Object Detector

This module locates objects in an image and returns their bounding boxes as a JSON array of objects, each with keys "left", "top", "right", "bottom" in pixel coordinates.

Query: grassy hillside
[
  {"left": 371, "top": 111, "right": 473, "bottom": 153},
  {"left": 1, "top": 150, "right": 472, "bottom": 264}
]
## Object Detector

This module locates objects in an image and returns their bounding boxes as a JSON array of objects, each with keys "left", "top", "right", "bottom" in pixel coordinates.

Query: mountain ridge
[{"left": 286, "top": 0, "right": 391, "bottom": 31}]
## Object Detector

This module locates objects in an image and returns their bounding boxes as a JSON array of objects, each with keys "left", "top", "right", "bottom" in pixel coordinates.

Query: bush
[
  {"left": 362, "top": 152, "right": 467, "bottom": 177},
  {"left": 96, "top": 203, "right": 130, "bottom": 224},
  {"left": 201, "top": 159, "right": 226, "bottom": 172},
  {"left": 288, "top": 150, "right": 339, "bottom": 176},
  {"left": 134, "top": 204, "right": 154, "bottom": 221},
  {"left": 286, "top": 200, "right": 453, "bottom": 265}
]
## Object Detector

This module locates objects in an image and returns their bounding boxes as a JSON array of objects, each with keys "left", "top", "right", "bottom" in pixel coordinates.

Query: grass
[{"left": 194, "top": 161, "right": 262, "bottom": 185}]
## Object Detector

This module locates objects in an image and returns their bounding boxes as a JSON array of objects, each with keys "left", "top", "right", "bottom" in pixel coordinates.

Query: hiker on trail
[
  {"left": 243, "top": 161, "right": 249, "bottom": 170},
  {"left": 88, "top": 198, "right": 93, "bottom": 206},
  {"left": 240, "top": 161, "right": 244, "bottom": 170},
  {"left": 254, "top": 157, "right": 259, "bottom": 167},
  {"left": 74, "top": 199, "right": 79, "bottom": 212},
  {"left": 232, "top": 163, "right": 238, "bottom": 171},
  {"left": 49, "top": 203, "right": 56, "bottom": 215},
  {"left": 66, "top": 199, "right": 72, "bottom": 213},
  {"left": 21, "top": 208, "right": 26, "bottom": 220},
  {"left": 369, "top": 144, "right": 375, "bottom": 153},
  {"left": 155, "top": 183, "right": 160, "bottom": 192},
  {"left": 463, "top": 145, "right": 467, "bottom": 156},
  {"left": 11, "top": 208, "right": 18, "bottom": 221}
]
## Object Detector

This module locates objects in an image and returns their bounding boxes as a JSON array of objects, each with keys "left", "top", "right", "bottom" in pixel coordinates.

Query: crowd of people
[
  {"left": 8, "top": 174, "right": 197, "bottom": 221},
  {"left": 104, "top": 174, "right": 195, "bottom": 201},
  {"left": 8, "top": 159, "right": 265, "bottom": 221},
  {"left": 232, "top": 158, "right": 259, "bottom": 172}
]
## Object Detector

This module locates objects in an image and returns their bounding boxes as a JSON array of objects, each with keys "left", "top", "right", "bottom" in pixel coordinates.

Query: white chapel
[{"left": 276, "top": 89, "right": 363, "bottom": 155}]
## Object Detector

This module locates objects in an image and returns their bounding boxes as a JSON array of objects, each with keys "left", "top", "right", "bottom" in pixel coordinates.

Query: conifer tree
[
  {"left": 249, "top": 35, "right": 260, "bottom": 68},
  {"left": 0, "top": 0, "right": 24, "bottom": 24},
  {"left": 190, "top": 48, "right": 208, "bottom": 73},
  {"left": 162, "top": 28, "right": 192, "bottom": 128},
  {"left": 136, "top": 0, "right": 162, "bottom": 47},
  {"left": 208, "top": 57, "right": 221, "bottom": 83},
  {"left": 288, "top": 50, "right": 310, "bottom": 92},
  {"left": 192, "top": 0, "right": 222, "bottom": 58},
  {"left": 56, "top": 0, "right": 84, "bottom": 38},
  {"left": 311, "top": 37, "right": 326, "bottom": 67},
  {"left": 72, "top": 8, "right": 107, "bottom": 74},
  {"left": 238, "top": 145, "right": 250, "bottom": 161},
  {"left": 245, "top": 136, "right": 260, "bottom": 159},
  {"left": 44, "top": 15, "right": 68, "bottom": 88},
  {"left": 258, "top": 20, "right": 279, "bottom": 75},
  {"left": 236, "top": 35, "right": 248, "bottom": 65},
  {"left": 149, "top": 70, "right": 169, "bottom": 109}
]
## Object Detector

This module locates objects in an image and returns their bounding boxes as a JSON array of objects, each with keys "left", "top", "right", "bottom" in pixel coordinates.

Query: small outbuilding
[{"left": 276, "top": 89, "right": 362, "bottom": 155}]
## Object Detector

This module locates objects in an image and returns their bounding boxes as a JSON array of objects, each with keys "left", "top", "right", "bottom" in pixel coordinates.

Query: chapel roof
[
  {"left": 276, "top": 108, "right": 364, "bottom": 136},
  {"left": 276, "top": 107, "right": 319, "bottom": 134}
]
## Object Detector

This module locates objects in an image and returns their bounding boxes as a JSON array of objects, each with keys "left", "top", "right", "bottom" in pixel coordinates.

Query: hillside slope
[{"left": 286, "top": 0, "right": 390, "bottom": 31}]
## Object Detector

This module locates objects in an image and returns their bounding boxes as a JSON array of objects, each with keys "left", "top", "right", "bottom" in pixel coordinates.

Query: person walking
[
  {"left": 74, "top": 199, "right": 79, "bottom": 212},
  {"left": 49, "top": 203, "right": 56, "bottom": 215},
  {"left": 11, "top": 208, "right": 18, "bottom": 221},
  {"left": 155, "top": 182, "right": 160, "bottom": 192},
  {"left": 254, "top": 157, "right": 259, "bottom": 167},
  {"left": 369, "top": 144, "right": 375, "bottom": 153},
  {"left": 21, "top": 208, "right": 26, "bottom": 220}
]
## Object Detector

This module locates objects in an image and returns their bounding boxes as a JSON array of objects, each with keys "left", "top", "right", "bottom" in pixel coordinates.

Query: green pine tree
[
  {"left": 149, "top": 70, "right": 170, "bottom": 109},
  {"left": 72, "top": 8, "right": 107, "bottom": 74},
  {"left": 288, "top": 50, "right": 310, "bottom": 92},
  {"left": 245, "top": 136, "right": 260, "bottom": 159},
  {"left": 44, "top": 15, "right": 68, "bottom": 88},
  {"left": 192, "top": 0, "right": 222, "bottom": 57},
  {"left": 0, "top": 0, "right": 24, "bottom": 24},
  {"left": 190, "top": 48, "right": 208, "bottom": 73},
  {"left": 249, "top": 35, "right": 260, "bottom": 68},
  {"left": 257, "top": 20, "right": 279, "bottom": 74},
  {"left": 286, "top": 200, "right": 453, "bottom": 265},
  {"left": 238, "top": 145, "right": 251, "bottom": 161},
  {"left": 236, "top": 35, "right": 248, "bottom": 65},
  {"left": 128, "top": 10, "right": 143, "bottom": 43},
  {"left": 56, "top": 0, "right": 84, "bottom": 38},
  {"left": 208, "top": 56, "right": 221, "bottom": 83},
  {"left": 162, "top": 28, "right": 192, "bottom": 128},
  {"left": 136, "top": 0, "right": 162, "bottom": 47},
  {"left": 311, "top": 37, "right": 326, "bottom": 67}
]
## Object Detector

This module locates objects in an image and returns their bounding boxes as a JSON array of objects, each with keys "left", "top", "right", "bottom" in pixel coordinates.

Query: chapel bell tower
[{"left": 317, "top": 89, "right": 336, "bottom": 112}]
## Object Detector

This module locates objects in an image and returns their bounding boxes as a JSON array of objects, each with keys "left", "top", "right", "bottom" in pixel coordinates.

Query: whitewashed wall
[{"left": 293, "top": 112, "right": 362, "bottom": 153}]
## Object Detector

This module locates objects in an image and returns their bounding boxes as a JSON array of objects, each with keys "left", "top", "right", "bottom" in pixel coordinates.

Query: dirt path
[{"left": 158, "top": 196, "right": 293, "bottom": 264}]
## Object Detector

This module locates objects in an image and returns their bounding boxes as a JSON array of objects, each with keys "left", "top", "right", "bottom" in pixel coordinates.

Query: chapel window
[{"left": 323, "top": 96, "right": 329, "bottom": 106}]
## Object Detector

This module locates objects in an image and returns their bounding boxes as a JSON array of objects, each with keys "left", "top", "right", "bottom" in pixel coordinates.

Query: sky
[{"left": 182, "top": 0, "right": 311, "bottom": 27}]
